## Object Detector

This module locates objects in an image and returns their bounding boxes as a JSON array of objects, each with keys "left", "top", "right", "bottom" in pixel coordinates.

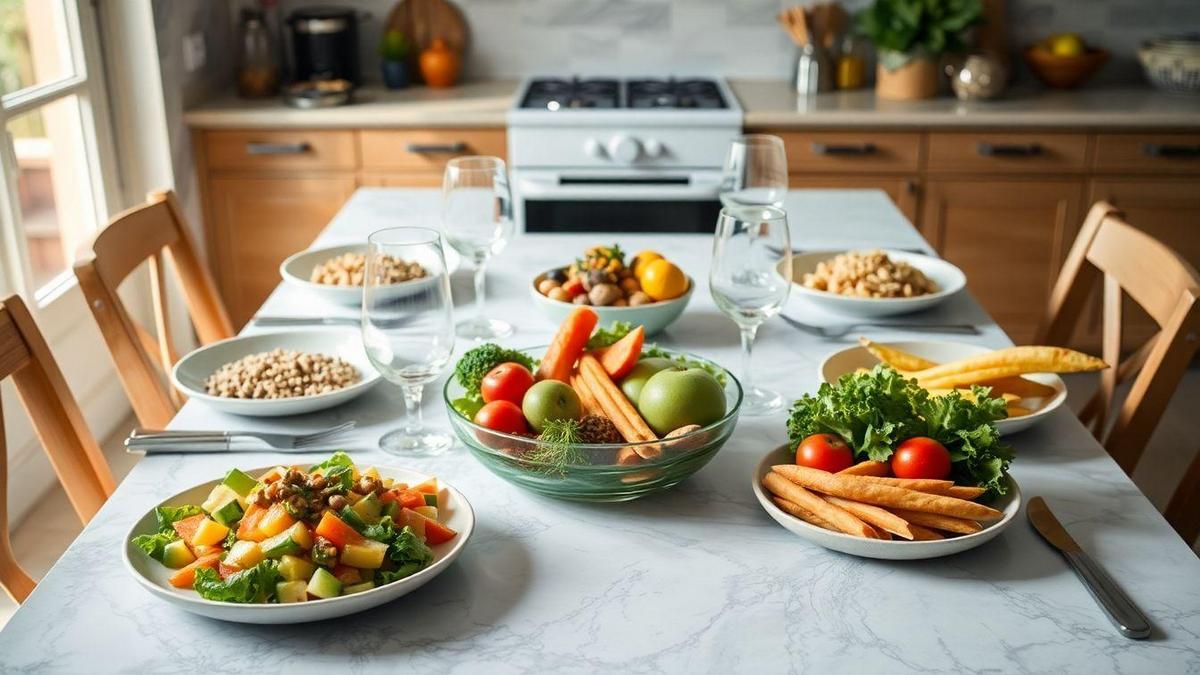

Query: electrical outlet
[{"left": 182, "top": 32, "right": 206, "bottom": 73}]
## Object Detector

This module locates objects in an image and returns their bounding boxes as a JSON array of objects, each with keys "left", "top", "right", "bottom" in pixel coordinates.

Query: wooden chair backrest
[
  {"left": 73, "top": 190, "right": 234, "bottom": 428},
  {"left": 1038, "top": 201, "right": 1200, "bottom": 474},
  {"left": 0, "top": 294, "right": 116, "bottom": 603}
]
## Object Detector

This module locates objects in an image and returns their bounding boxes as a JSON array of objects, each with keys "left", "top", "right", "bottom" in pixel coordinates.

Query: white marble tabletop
[{"left": 2, "top": 189, "right": 1197, "bottom": 673}]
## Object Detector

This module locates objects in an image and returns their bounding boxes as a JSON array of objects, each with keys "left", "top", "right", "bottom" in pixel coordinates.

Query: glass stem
[
  {"left": 473, "top": 259, "right": 488, "bottom": 323},
  {"left": 739, "top": 324, "right": 758, "bottom": 394},
  {"left": 401, "top": 384, "right": 424, "bottom": 435}
]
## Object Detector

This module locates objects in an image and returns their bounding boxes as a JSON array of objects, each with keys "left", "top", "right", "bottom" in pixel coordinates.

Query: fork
[
  {"left": 252, "top": 316, "right": 359, "bottom": 327},
  {"left": 125, "top": 421, "right": 357, "bottom": 453},
  {"left": 780, "top": 314, "right": 980, "bottom": 338}
]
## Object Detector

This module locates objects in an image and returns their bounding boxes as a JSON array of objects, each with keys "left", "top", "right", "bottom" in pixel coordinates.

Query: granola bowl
[
  {"left": 781, "top": 249, "right": 966, "bottom": 318},
  {"left": 443, "top": 347, "right": 742, "bottom": 502},
  {"left": 281, "top": 243, "right": 461, "bottom": 307}
]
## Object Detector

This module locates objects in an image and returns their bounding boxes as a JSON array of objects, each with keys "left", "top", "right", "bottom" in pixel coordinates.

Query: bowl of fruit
[
  {"left": 531, "top": 244, "right": 693, "bottom": 336},
  {"left": 1023, "top": 33, "right": 1109, "bottom": 89},
  {"left": 443, "top": 308, "right": 742, "bottom": 501}
]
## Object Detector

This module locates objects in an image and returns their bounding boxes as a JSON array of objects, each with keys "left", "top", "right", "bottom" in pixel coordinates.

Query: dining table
[{"left": 2, "top": 188, "right": 1198, "bottom": 674}]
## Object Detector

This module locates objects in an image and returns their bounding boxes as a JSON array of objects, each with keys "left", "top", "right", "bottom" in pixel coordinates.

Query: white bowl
[
  {"left": 123, "top": 464, "right": 473, "bottom": 623},
  {"left": 172, "top": 331, "right": 382, "bottom": 417},
  {"left": 819, "top": 340, "right": 1067, "bottom": 436},
  {"left": 529, "top": 270, "right": 694, "bottom": 336},
  {"left": 782, "top": 249, "right": 966, "bottom": 318},
  {"left": 281, "top": 243, "right": 462, "bottom": 307},
  {"left": 752, "top": 444, "right": 1021, "bottom": 560}
]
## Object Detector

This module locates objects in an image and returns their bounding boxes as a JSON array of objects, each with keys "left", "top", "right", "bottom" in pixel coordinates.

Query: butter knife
[{"left": 1027, "top": 497, "right": 1151, "bottom": 639}]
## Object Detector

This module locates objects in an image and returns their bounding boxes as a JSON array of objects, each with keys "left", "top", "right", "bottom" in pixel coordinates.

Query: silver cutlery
[
  {"left": 1028, "top": 497, "right": 1151, "bottom": 640},
  {"left": 252, "top": 316, "right": 359, "bottom": 327},
  {"left": 125, "top": 421, "right": 357, "bottom": 453},
  {"left": 768, "top": 244, "right": 929, "bottom": 258},
  {"left": 780, "top": 314, "right": 980, "bottom": 338}
]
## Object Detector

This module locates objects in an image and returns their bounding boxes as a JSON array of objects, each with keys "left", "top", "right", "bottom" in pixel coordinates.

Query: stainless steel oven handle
[{"left": 515, "top": 178, "right": 722, "bottom": 200}]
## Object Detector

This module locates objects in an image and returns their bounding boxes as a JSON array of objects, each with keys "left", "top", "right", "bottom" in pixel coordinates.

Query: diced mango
[
  {"left": 276, "top": 580, "right": 308, "bottom": 603},
  {"left": 190, "top": 518, "right": 230, "bottom": 547},
  {"left": 162, "top": 539, "right": 196, "bottom": 569},
  {"left": 340, "top": 540, "right": 388, "bottom": 569},
  {"left": 257, "top": 502, "right": 296, "bottom": 538},
  {"left": 279, "top": 554, "right": 316, "bottom": 582},
  {"left": 225, "top": 540, "right": 264, "bottom": 569}
]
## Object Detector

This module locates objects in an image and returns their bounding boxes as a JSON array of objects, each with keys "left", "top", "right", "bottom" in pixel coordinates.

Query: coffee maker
[{"left": 288, "top": 6, "right": 360, "bottom": 84}]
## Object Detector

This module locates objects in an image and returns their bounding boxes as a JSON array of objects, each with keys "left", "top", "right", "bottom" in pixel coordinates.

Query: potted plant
[
  {"left": 379, "top": 28, "right": 411, "bottom": 89},
  {"left": 858, "top": 0, "right": 983, "bottom": 100}
]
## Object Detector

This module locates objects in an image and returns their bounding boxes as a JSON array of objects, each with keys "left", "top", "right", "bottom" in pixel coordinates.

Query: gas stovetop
[{"left": 519, "top": 77, "right": 730, "bottom": 110}]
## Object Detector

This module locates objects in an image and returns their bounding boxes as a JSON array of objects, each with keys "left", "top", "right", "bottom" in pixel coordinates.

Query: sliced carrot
[
  {"left": 236, "top": 504, "right": 268, "bottom": 542},
  {"left": 172, "top": 514, "right": 207, "bottom": 544},
  {"left": 536, "top": 306, "right": 599, "bottom": 382},
  {"left": 594, "top": 325, "right": 645, "bottom": 379},
  {"left": 422, "top": 518, "right": 457, "bottom": 545},
  {"left": 315, "top": 511, "right": 364, "bottom": 548},
  {"left": 168, "top": 553, "right": 221, "bottom": 588}
]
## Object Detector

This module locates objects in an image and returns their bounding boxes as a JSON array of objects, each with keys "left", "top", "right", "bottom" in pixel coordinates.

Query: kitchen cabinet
[{"left": 787, "top": 175, "right": 920, "bottom": 223}]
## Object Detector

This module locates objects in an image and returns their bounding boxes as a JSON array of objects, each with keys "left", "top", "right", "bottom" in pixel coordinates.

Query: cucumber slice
[
  {"left": 306, "top": 567, "right": 342, "bottom": 599},
  {"left": 423, "top": 493, "right": 438, "bottom": 507},
  {"left": 210, "top": 499, "right": 244, "bottom": 527},
  {"left": 339, "top": 505, "right": 368, "bottom": 532},
  {"left": 222, "top": 468, "right": 259, "bottom": 497},
  {"left": 351, "top": 494, "right": 383, "bottom": 524},
  {"left": 260, "top": 532, "right": 301, "bottom": 558},
  {"left": 161, "top": 539, "right": 195, "bottom": 569},
  {"left": 276, "top": 580, "right": 308, "bottom": 603},
  {"left": 343, "top": 581, "right": 375, "bottom": 595}
]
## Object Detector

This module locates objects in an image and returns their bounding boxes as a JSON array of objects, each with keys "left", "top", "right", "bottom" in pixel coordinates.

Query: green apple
[
  {"left": 521, "top": 380, "right": 582, "bottom": 432},
  {"left": 636, "top": 368, "right": 726, "bottom": 436},
  {"left": 619, "top": 357, "right": 676, "bottom": 405}
]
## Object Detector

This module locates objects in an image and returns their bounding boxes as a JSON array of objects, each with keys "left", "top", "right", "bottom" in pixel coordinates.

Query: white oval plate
[
  {"left": 280, "top": 243, "right": 462, "bottom": 307},
  {"left": 123, "top": 464, "right": 474, "bottom": 623},
  {"left": 781, "top": 249, "right": 966, "bottom": 318},
  {"left": 753, "top": 444, "right": 1021, "bottom": 560},
  {"left": 819, "top": 340, "right": 1067, "bottom": 436},
  {"left": 529, "top": 269, "right": 694, "bottom": 336},
  {"left": 172, "top": 331, "right": 381, "bottom": 417}
]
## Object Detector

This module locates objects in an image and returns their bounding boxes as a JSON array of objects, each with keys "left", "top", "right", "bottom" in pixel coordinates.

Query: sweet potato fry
[
  {"left": 823, "top": 495, "right": 915, "bottom": 540},
  {"left": 771, "top": 465, "right": 1003, "bottom": 520},
  {"left": 859, "top": 337, "right": 935, "bottom": 371},
  {"left": 852, "top": 475, "right": 956, "bottom": 492},
  {"left": 838, "top": 460, "right": 890, "bottom": 477},
  {"left": 890, "top": 508, "right": 983, "bottom": 535},
  {"left": 980, "top": 375, "right": 1057, "bottom": 400},
  {"left": 908, "top": 524, "right": 945, "bottom": 540},
  {"left": 913, "top": 346, "right": 1106, "bottom": 389},
  {"left": 763, "top": 473, "right": 877, "bottom": 538},
  {"left": 772, "top": 497, "right": 837, "bottom": 532}
]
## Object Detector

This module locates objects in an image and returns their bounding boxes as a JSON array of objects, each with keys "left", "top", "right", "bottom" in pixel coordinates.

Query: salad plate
[
  {"left": 781, "top": 249, "right": 966, "bottom": 318},
  {"left": 123, "top": 461, "right": 473, "bottom": 624},
  {"left": 280, "top": 242, "right": 461, "bottom": 307}
]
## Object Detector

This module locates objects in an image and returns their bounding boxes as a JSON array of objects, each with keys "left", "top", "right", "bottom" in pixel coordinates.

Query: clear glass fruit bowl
[{"left": 443, "top": 347, "right": 742, "bottom": 502}]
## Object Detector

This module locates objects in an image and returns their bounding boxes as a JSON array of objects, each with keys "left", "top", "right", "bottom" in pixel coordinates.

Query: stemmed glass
[
  {"left": 710, "top": 206, "right": 793, "bottom": 416},
  {"left": 362, "top": 227, "right": 456, "bottom": 455},
  {"left": 442, "top": 155, "right": 515, "bottom": 340},
  {"left": 719, "top": 134, "right": 788, "bottom": 209}
]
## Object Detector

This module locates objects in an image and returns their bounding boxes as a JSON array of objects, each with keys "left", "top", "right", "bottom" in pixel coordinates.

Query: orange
[
  {"left": 632, "top": 250, "right": 664, "bottom": 279},
  {"left": 640, "top": 259, "right": 688, "bottom": 301}
]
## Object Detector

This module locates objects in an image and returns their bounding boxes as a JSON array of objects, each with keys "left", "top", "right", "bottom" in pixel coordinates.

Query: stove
[{"left": 507, "top": 76, "right": 743, "bottom": 233}]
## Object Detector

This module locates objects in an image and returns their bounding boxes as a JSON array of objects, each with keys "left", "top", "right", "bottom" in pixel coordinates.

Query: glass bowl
[{"left": 443, "top": 347, "right": 742, "bottom": 502}]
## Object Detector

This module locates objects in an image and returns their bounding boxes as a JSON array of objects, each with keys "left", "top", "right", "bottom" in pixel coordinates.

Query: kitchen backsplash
[{"left": 248, "top": 0, "right": 1197, "bottom": 84}]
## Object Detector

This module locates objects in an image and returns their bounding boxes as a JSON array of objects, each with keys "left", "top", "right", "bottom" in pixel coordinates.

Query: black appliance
[{"left": 288, "top": 7, "right": 360, "bottom": 84}]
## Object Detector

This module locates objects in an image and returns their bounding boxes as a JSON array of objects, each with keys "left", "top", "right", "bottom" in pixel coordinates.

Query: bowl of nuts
[
  {"left": 171, "top": 330, "right": 382, "bottom": 416},
  {"left": 530, "top": 245, "right": 694, "bottom": 336},
  {"left": 281, "top": 243, "right": 461, "bottom": 306},
  {"left": 781, "top": 249, "right": 966, "bottom": 318}
]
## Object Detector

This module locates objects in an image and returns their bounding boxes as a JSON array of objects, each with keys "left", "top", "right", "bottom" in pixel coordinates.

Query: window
[{"left": 0, "top": 0, "right": 115, "bottom": 303}]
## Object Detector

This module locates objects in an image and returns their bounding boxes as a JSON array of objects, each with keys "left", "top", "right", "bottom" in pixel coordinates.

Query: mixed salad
[{"left": 131, "top": 453, "right": 457, "bottom": 603}]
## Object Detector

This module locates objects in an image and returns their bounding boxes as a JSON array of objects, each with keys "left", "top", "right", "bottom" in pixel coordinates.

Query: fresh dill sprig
[{"left": 528, "top": 418, "right": 586, "bottom": 476}]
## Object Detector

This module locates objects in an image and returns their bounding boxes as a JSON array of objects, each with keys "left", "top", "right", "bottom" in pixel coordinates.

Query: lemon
[
  {"left": 640, "top": 259, "right": 688, "bottom": 301},
  {"left": 1046, "top": 33, "right": 1086, "bottom": 57}
]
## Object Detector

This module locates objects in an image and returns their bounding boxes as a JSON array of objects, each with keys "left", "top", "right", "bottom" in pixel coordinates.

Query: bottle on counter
[
  {"left": 835, "top": 33, "right": 867, "bottom": 90},
  {"left": 236, "top": 8, "right": 279, "bottom": 98}
]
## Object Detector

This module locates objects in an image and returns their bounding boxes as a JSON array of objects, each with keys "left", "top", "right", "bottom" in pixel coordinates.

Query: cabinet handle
[
  {"left": 1142, "top": 143, "right": 1200, "bottom": 158},
  {"left": 977, "top": 142, "right": 1042, "bottom": 157},
  {"left": 246, "top": 141, "right": 311, "bottom": 155},
  {"left": 406, "top": 142, "right": 467, "bottom": 154},
  {"left": 811, "top": 142, "right": 877, "bottom": 156}
]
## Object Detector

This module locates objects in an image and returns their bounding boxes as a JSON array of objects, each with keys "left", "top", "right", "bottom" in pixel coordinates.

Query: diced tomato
[
  {"left": 332, "top": 565, "right": 362, "bottom": 585},
  {"left": 171, "top": 514, "right": 206, "bottom": 545},
  {"left": 315, "top": 511, "right": 364, "bottom": 548},
  {"left": 411, "top": 478, "right": 439, "bottom": 494},
  {"left": 382, "top": 488, "right": 426, "bottom": 510},
  {"left": 257, "top": 502, "right": 296, "bottom": 538},
  {"left": 236, "top": 504, "right": 268, "bottom": 542},
  {"left": 401, "top": 508, "right": 456, "bottom": 545},
  {"left": 167, "top": 553, "right": 220, "bottom": 588},
  {"left": 218, "top": 562, "right": 241, "bottom": 579}
]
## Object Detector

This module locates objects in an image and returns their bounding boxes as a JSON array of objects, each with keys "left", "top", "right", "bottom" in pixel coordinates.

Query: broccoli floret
[{"left": 454, "top": 343, "right": 537, "bottom": 398}]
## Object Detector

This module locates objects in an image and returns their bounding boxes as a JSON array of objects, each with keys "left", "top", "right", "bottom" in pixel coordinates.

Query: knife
[{"left": 1027, "top": 496, "right": 1152, "bottom": 639}]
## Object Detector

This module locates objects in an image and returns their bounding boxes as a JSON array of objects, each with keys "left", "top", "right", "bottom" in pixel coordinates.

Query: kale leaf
[{"left": 193, "top": 560, "right": 280, "bottom": 603}]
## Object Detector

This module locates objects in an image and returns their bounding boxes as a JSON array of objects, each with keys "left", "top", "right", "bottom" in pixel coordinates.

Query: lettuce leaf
[
  {"left": 153, "top": 505, "right": 203, "bottom": 533},
  {"left": 362, "top": 520, "right": 433, "bottom": 583},
  {"left": 193, "top": 560, "right": 280, "bottom": 603},
  {"left": 131, "top": 532, "right": 177, "bottom": 561},
  {"left": 310, "top": 451, "right": 354, "bottom": 473},
  {"left": 131, "top": 504, "right": 204, "bottom": 561},
  {"left": 587, "top": 321, "right": 635, "bottom": 349}
]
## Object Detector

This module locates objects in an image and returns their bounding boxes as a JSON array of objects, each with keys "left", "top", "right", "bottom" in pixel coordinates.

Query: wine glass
[
  {"left": 720, "top": 134, "right": 788, "bottom": 210},
  {"left": 362, "top": 227, "right": 456, "bottom": 455},
  {"left": 710, "top": 206, "right": 793, "bottom": 416},
  {"left": 442, "top": 155, "right": 515, "bottom": 340}
]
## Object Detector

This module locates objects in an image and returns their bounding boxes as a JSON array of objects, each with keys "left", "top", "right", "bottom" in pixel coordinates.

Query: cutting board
[{"left": 385, "top": 0, "right": 469, "bottom": 82}]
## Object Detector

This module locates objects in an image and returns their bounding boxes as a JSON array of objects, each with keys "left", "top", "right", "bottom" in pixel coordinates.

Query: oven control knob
[
  {"left": 643, "top": 138, "right": 664, "bottom": 158},
  {"left": 583, "top": 138, "right": 606, "bottom": 159},
  {"left": 607, "top": 135, "right": 642, "bottom": 164}
]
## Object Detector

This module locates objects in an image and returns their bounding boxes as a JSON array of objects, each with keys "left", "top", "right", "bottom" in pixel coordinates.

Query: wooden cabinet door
[
  {"left": 788, "top": 175, "right": 920, "bottom": 224},
  {"left": 207, "top": 176, "right": 357, "bottom": 326},
  {"left": 359, "top": 173, "right": 444, "bottom": 188},
  {"left": 922, "top": 179, "right": 1084, "bottom": 344}
]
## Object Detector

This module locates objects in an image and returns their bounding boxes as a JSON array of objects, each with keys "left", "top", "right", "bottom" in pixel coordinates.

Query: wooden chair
[
  {"left": 1038, "top": 201, "right": 1200, "bottom": 475},
  {"left": 74, "top": 190, "right": 234, "bottom": 429},
  {"left": 0, "top": 294, "right": 116, "bottom": 603}
]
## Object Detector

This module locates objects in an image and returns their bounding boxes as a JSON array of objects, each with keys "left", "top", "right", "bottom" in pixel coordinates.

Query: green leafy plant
[
  {"left": 378, "top": 28, "right": 411, "bottom": 62},
  {"left": 857, "top": 0, "right": 983, "bottom": 68},
  {"left": 193, "top": 560, "right": 281, "bottom": 603},
  {"left": 528, "top": 418, "right": 586, "bottom": 476},
  {"left": 454, "top": 343, "right": 538, "bottom": 406}
]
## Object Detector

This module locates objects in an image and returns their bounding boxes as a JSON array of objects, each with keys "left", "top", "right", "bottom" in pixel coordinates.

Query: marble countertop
[
  {"left": 2, "top": 189, "right": 1198, "bottom": 673},
  {"left": 185, "top": 79, "right": 1200, "bottom": 130}
]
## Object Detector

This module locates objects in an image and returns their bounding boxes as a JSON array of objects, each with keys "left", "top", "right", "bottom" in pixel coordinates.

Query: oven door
[{"left": 513, "top": 170, "right": 724, "bottom": 234}]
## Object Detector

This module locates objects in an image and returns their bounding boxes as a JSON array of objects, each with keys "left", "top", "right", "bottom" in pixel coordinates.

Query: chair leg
[{"left": 1165, "top": 448, "right": 1200, "bottom": 548}]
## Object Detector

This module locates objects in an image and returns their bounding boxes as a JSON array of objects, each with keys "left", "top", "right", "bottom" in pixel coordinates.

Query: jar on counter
[
  {"left": 237, "top": 9, "right": 279, "bottom": 98},
  {"left": 835, "top": 33, "right": 867, "bottom": 90}
]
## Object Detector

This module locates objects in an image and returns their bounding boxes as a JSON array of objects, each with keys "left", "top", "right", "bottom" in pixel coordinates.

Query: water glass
[
  {"left": 442, "top": 155, "right": 515, "bottom": 340},
  {"left": 362, "top": 227, "right": 456, "bottom": 455},
  {"left": 719, "top": 134, "right": 788, "bottom": 210},
  {"left": 710, "top": 206, "right": 793, "bottom": 415}
]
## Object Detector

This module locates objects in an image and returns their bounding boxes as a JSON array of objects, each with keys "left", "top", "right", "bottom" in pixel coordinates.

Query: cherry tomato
[
  {"left": 481, "top": 362, "right": 535, "bottom": 404},
  {"left": 474, "top": 400, "right": 528, "bottom": 435},
  {"left": 561, "top": 277, "right": 585, "bottom": 298},
  {"left": 795, "top": 434, "right": 854, "bottom": 473},
  {"left": 891, "top": 437, "right": 952, "bottom": 480}
]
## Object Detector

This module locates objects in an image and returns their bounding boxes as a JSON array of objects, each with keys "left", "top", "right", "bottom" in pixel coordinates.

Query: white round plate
[
  {"left": 529, "top": 269, "right": 694, "bottom": 336},
  {"left": 172, "top": 331, "right": 381, "bottom": 417},
  {"left": 781, "top": 249, "right": 966, "bottom": 318},
  {"left": 819, "top": 340, "right": 1067, "bottom": 435},
  {"left": 280, "top": 243, "right": 462, "bottom": 307},
  {"left": 123, "top": 464, "right": 474, "bottom": 623},
  {"left": 753, "top": 444, "right": 1020, "bottom": 560}
]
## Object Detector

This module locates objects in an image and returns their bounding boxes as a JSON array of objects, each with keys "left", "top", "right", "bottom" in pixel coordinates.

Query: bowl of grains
[
  {"left": 281, "top": 243, "right": 461, "bottom": 306},
  {"left": 171, "top": 331, "right": 382, "bottom": 416},
  {"left": 781, "top": 249, "right": 966, "bottom": 318}
]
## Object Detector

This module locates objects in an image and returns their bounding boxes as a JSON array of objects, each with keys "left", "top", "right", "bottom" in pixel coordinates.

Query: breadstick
[
  {"left": 823, "top": 495, "right": 915, "bottom": 540},
  {"left": 908, "top": 524, "right": 944, "bottom": 540},
  {"left": 944, "top": 485, "right": 987, "bottom": 500},
  {"left": 889, "top": 508, "right": 983, "bottom": 535},
  {"left": 771, "top": 465, "right": 1003, "bottom": 521},
  {"left": 580, "top": 355, "right": 657, "bottom": 442},
  {"left": 859, "top": 337, "right": 936, "bottom": 371},
  {"left": 913, "top": 346, "right": 1106, "bottom": 389},
  {"left": 772, "top": 497, "right": 837, "bottom": 532},
  {"left": 838, "top": 460, "right": 890, "bottom": 477},
  {"left": 763, "top": 474, "right": 877, "bottom": 538},
  {"left": 852, "top": 475, "right": 956, "bottom": 492},
  {"left": 570, "top": 373, "right": 602, "bottom": 416}
]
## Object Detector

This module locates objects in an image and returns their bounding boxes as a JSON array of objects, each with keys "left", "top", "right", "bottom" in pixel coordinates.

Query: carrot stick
[
  {"left": 570, "top": 373, "right": 602, "bottom": 416},
  {"left": 580, "top": 355, "right": 657, "bottom": 443},
  {"left": 770, "top": 465, "right": 1003, "bottom": 521},
  {"left": 838, "top": 460, "right": 890, "bottom": 477},
  {"left": 762, "top": 474, "right": 877, "bottom": 538}
]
